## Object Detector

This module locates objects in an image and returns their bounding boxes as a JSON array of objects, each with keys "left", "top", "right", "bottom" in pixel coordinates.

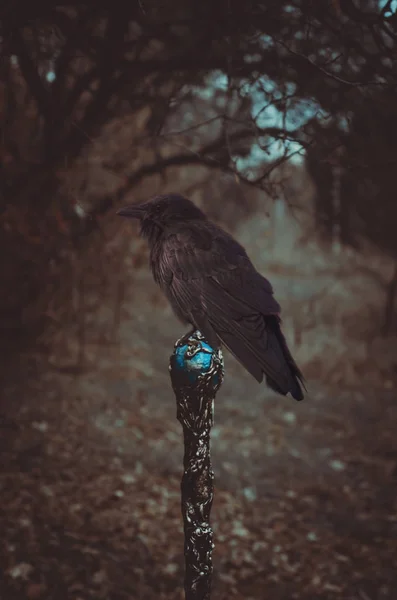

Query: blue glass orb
[{"left": 174, "top": 341, "right": 214, "bottom": 383}]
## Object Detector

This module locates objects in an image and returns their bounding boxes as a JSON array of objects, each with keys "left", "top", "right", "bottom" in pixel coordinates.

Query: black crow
[{"left": 117, "top": 193, "right": 305, "bottom": 401}]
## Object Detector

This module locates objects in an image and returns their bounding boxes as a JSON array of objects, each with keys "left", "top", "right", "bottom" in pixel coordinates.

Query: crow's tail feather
[
  {"left": 266, "top": 316, "right": 305, "bottom": 401},
  {"left": 216, "top": 315, "right": 305, "bottom": 401}
]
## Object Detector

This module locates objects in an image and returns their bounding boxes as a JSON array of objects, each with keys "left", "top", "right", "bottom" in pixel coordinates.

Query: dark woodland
[{"left": 1, "top": 1, "right": 397, "bottom": 599}]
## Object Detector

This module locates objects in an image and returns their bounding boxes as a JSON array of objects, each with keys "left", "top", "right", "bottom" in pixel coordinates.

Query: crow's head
[{"left": 117, "top": 194, "right": 206, "bottom": 234}]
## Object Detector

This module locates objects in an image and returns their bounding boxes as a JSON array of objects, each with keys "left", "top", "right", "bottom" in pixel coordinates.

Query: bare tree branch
[{"left": 10, "top": 29, "right": 51, "bottom": 118}]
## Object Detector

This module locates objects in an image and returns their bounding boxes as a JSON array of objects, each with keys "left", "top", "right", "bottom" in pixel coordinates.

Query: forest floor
[
  {"left": 1, "top": 293, "right": 397, "bottom": 600},
  {"left": 1, "top": 217, "right": 397, "bottom": 600}
]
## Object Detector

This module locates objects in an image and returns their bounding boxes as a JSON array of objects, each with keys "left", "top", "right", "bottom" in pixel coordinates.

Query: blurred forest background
[{"left": 1, "top": 1, "right": 397, "bottom": 599}]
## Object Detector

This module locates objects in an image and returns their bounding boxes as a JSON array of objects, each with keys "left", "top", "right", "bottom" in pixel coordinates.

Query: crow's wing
[
  {"left": 157, "top": 223, "right": 280, "bottom": 312},
  {"left": 159, "top": 224, "right": 303, "bottom": 398}
]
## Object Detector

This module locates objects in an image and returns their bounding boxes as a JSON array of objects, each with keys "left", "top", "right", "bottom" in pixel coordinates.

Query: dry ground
[
  {"left": 1, "top": 214, "right": 397, "bottom": 600},
  {"left": 1, "top": 298, "right": 397, "bottom": 600}
]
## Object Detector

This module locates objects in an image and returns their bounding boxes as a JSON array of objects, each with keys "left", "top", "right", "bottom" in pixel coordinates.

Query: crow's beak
[{"left": 117, "top": 204, "right": 146, "bottom": 219}]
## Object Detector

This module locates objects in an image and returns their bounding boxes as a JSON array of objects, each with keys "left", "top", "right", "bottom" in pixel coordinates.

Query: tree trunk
[{"left": 382, "top": 260, "right": 397, "bottom": 336}]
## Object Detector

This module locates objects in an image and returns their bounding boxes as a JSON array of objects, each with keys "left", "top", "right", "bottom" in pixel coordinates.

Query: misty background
[{"left": 1, "top": 1, "right": 397, "bottom": 599}]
